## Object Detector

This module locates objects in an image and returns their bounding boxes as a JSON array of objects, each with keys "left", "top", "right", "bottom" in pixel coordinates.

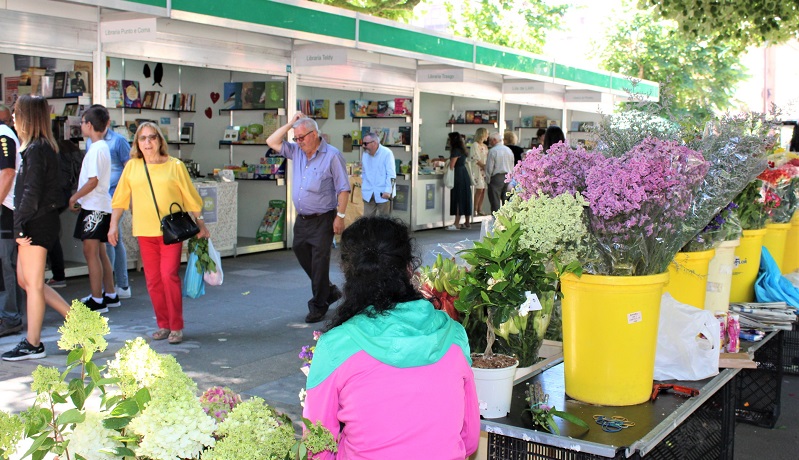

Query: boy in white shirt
[{"left": 70, "top": 106, "right": 118, "bottom": 313}]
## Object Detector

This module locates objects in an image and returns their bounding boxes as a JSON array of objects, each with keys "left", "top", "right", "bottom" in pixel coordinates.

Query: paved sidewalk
[{"left": 0, "top": 226, "right": 796, "bottom": 459}]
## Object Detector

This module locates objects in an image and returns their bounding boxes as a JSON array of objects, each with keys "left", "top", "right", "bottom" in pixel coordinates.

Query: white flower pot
[{"left": 472, "top": 362, "right": 519, "bottom": 418}]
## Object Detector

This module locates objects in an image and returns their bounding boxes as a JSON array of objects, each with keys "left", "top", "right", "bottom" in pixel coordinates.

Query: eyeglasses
[
  {"left": 292, "top": 131, "right": 315, "bottom": 142},
  {"left": 138, "top": 134, "right": 159, "bottom": 142},
  {"left": 362, "top": 140, "right": 375, "bottom": 146}
]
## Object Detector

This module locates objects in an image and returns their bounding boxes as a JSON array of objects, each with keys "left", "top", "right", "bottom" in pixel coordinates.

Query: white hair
[{"left": 489, "top": 132, "right": 503, "bottom": 144}]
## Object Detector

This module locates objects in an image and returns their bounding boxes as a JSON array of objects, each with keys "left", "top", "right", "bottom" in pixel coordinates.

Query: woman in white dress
[{"left": 469, "top": 127, "right": 489, "bottom": 216}]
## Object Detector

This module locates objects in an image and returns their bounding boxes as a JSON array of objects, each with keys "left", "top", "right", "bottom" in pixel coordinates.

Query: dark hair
[
  {"left": 448, "top": 131, "right": 467, "bottom": 155},
  {"left": 536, "top": 128, "right": 547, "bottom": 138},
  {"left": 790, "top": 124, "right": 799, "bottom": 152},
  {"left": 326, "top": 216, "right": 423, "bottom": 330},
  {"left": 82, "top": 105, "right": 109, "bottom": 133},
  {"left": 542, "top": 125, "right": 566, "bottom": 152}
]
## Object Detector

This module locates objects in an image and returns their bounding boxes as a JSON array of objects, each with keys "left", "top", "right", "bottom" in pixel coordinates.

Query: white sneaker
[
  {"left": 116, "top": 286, "right": 132, "bottom": 299},
  {"left": 445, "top": 225, "right": 460, "bottom": 231}
]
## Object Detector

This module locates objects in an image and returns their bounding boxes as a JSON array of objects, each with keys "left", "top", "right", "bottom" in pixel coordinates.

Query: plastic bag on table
[
  {"left": 183, "top": 250, "right": 206, "bottom": 299},
  {"left": 653, "top": 293, "right": 720, "bottom": 381},
  {"left": 203, "top": 239, "right": 224, "bottom": 286},
  {"left": 755, "top": 247, "right": 799, "bottom": 308}
]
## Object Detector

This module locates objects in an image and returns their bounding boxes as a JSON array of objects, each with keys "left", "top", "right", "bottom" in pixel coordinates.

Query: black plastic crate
[
  {"left": 735, "top": 331, "right": 783, "bottom": 428},
  {"left": 487, "top": 434, "right": 627, "bottom": 460},
  {"left": 783, "top": 328, "right": 799, "bottom": 375},
  {"left": 644, "top": 383, "right": 735, "bottom": 460}
]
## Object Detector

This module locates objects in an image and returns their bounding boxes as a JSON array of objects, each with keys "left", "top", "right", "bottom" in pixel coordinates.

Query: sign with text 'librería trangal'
[
  {"left": 100, "top": 18, "right": 157, "bottom": 43},
  {"left": 416, "top": 69, "right": 464, "bottom": 82}
]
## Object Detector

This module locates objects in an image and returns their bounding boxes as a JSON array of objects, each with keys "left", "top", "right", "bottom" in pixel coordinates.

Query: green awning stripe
[
  {"left": 475, "top": 46, "right": 552, "bottom": 77},
  {"left": 172, "top": 0, "right": 356, "bottom": 41},
  {"left": 359, "top": 21, "right": 473, "bottom": 63}
]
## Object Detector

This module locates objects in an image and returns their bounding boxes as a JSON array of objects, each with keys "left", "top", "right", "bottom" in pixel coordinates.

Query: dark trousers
[
  {"left": 487, "top": 173, "right": 509, "bottom": 212},
  {"left": 0, "top": 206, "right": 24, "bottom": 323},
  {"left": 292, "top": 210, "right": 336, "bottom": 314},
  {"left": 48, "top": 240, "right": 66, "bottom": 281}
]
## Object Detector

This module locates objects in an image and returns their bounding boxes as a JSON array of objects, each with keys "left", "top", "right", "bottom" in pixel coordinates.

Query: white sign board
[
  {"left": 565, "top": 90, "right": 602, "bottom": 103},
  {"left": 100, "top": 18, "right": 157, "bottom": 43},
  {"left": 416, "top": 69, "right": 465, "bottom": 82},
  {"left": 503, "top": 82, "right": 546, "bottom": 93},
  {"left": 295, "top": 48, "right": 348, "bottom": 66}
]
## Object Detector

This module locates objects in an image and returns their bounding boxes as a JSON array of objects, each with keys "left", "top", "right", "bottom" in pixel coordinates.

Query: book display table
[{"left": 483, "top": 331, "right": 782, "bottom": 460}]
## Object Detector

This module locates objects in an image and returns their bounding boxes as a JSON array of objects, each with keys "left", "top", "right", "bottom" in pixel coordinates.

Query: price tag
[
  {"left": 518, "top": 291, "right": 543, "bottom": 316},
  {"left": 627, "top": 311, "right": 642, "bottom": 324}
]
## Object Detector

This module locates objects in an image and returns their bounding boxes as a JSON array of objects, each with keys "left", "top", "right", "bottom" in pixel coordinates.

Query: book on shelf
[
  {"left": 122, "top": 80, "right": 141, "bottom": 108},
  {"left": 350, "top": 99, "right": 368, "bottom": 117},
  {"left": 264, "top": 81, "right": 285, "bottom": 109},
  {"left": 241, "top": 81, "right": 265, "bottom": 109},
  {"left": 181, "top": 123, "right": 194, "bottom": 143},
  {"left": 473, "top": 111, "right": 484, "bottom": 124},
  {"left": 222, "top": 126, "right": 241, "bottom": 143},
  {"left": 366, "top": 101, "right": 379, "bottom": 117},
  {"left": 264, "top": 112, "right": 279, "bottom": 136},
  {"left": 297, "top": 99, "right": 312, "bottom": 116},
  {"left": 312, "top": 99, "right": 329, "bottom": 119},
  {"left": 533, "top": 116, "right": 547, "bottom": 128},
  {"left": 487, "top": 110, "right": 498, "bottom": 123},
  {"left": 223, "top": 82, "right": 242, "bottom": 110},
  {"left": 65, "top": 70, "right": 87, "bottom": 97},
  {"left": 389, "top": 128, "right": 403, "bottom": 145},
  {"left": 52, "top": 72, "right": 67, "bottom": 99},
  {"left": 376, "top": 101, "right": 390, "bottom": 117},
  {"left": 39, "top": 76, "right": 54, "bottom": 98},
  {"left": 106, "top": 79, "right": 122, "bottom": 108},
  {"left": 521, "top": 116, "right": 533, "bottom": 128},
  {"left": 142, "top": 91, "right": 158, "bottom": 109},
  {"left": 73, "top": 61, "right": 93, "bottom": 93},
  {"left": 465, "top": 111, "right": 475, "bottom": 124},
  {"left": 398, "top": 126, "right": 411, "bottom": 145},
  {"left": 393, "top": 98, "right": 412, "bottom": 116}
]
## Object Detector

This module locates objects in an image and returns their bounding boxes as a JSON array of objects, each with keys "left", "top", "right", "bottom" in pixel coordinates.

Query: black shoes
[
  {"left": 104, "top": 293, "right": 121, "bottom": 308},
  {"left": 2, "top": 338, "right": 46, "bottom": 361},
  {"left": 0, "top": 318, "right": 23, "bottom": 338},
  {"left": 305, "top": 310, "right": 327, "bottom": 324},
  {"left": 82, "top": 296, "right": 108, "bottom": 313},
  {"left": 327, "top": 285, "right": 342, "bottom": 306}
]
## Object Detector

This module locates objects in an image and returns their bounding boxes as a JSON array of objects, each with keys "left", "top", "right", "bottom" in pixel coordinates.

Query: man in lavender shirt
[{"left": 267, "top": 112, "right": 350, "bottom": 323}]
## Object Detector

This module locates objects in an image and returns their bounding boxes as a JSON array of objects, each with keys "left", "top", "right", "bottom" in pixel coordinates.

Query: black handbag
[{"left": 143, "top": 160, "right": 200, "bottom": 245}]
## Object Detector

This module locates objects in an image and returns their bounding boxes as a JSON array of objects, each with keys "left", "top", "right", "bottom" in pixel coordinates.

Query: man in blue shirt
[
  {"left": 85, "top": 105, "right": 131, "bottom": 300},
  {"left": 360, "top": 133, "right": 395, "bottom": 217},
  {"left": 267, "top": 112, "right": 350, "bottom": 323}
]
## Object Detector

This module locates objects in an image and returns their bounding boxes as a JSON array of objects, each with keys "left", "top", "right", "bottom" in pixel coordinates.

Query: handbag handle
[{"left": 142, "top": 160, "right": 162, "bottom": 221}]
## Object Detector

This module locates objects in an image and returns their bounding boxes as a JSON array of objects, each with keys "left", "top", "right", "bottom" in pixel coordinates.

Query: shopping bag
[
  {"left": 653, "top": 293, "right": 720, "bottom": 381},
  {"left": 203, "top": 240, "right": 224, "bottom": 286},
  {"left": 755, "top": 247, "right": 799, "bottom": 308},
  {"left": 445, "top": 168, "right": 455, "bottom": 189},
  {"left": 183, "top": 250, "right": 206, "bottom": 298}
]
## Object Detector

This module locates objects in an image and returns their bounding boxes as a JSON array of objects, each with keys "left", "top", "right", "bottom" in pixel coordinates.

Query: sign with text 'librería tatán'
[
  {"left": 100, "top": 18, "right": 157, "bottom": 43},
  {"left": 295, "top": 48, "right": 347, "bottom": 66},
  {"left": 416, "top": 69, "right": 464, "bottom": 83}
]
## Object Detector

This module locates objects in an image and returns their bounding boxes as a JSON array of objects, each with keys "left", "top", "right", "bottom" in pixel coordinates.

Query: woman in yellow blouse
[{"left": 108, "top": 122, "right": 209, "bottom": 344}]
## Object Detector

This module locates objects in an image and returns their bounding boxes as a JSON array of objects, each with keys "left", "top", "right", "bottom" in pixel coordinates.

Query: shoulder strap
[{"left": 142, "top": 159, "right": 161, "bottom": 220}]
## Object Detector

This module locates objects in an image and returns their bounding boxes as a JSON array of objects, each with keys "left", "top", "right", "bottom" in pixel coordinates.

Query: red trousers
[{"left": 138, "top": 236, "right": 184, "bottom": 331}]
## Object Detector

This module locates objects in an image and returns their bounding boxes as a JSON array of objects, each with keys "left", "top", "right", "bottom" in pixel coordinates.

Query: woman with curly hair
[{"left": 303, "top": 216, "right": 479, "bottom": 459}]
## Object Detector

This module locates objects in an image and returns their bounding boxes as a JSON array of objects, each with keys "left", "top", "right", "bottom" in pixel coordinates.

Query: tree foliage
[
  {"left": 598, "top": 4, "right": 747, "bottom": 126},
  {"left": 443, "top": 0, "right": 568, "bottom": 54},
  {"left": 310, "top": 0, "right": 422, "bottom": 21},
  {"left": 641, "top": 0, "right": 799, "bottom": 50}
]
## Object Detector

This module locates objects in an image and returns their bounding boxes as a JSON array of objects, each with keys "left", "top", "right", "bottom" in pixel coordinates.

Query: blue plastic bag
[
  {"left": 183, "top": 250, "right": 206, "bottom": 299},
  {"left": 755, "top": 247, "right": 799, "bottom": 308}
]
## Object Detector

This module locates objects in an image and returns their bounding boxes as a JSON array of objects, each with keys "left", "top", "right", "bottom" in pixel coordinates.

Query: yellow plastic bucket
[
  {"left": 664, "top": 249, "right": 715, "bottom": 309},
  {"left": 782, "top": 215, "right": 799, "bottom": 274},
  {"left": 730, "top": 228, "right": 767, "bottom": 303},
  {"left": 763, "top": 222, "right": 791, "bottom": 273},
  {"left": 704, "top": 239, "right": 741, "bottom": 311},
  {"left": 560, "top": 271, "right": 669, "bottom": 406}
]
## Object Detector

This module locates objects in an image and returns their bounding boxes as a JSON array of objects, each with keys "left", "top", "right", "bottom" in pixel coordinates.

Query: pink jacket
[{"left": 303, "top": 345, "right": 480, "bottom": 459}]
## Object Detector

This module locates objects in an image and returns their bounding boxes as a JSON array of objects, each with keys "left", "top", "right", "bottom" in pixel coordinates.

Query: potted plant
[
  {"left": 454, "top": 215, "right": 580, "bottom": 418},
  {"left": 0, "top": 301, "right": 337, "bottom": 460}
]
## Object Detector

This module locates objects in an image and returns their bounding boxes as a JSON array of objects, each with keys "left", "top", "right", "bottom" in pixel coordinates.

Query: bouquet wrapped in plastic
[{"left": 758, "top": 153, "right": 799, "bottom": 223}]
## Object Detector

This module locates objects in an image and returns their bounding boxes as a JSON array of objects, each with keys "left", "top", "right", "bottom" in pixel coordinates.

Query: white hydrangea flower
[{"left": 65, "top": 411, "right": 123, "bottom": 460}]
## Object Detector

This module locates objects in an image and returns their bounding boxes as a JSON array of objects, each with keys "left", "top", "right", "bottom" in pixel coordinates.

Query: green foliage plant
[
  {"left": 189, "top": 236, "right": 217, "bottom": 274},
  {"left": 454, "top": 215, "right": 580, "bottom": 367},
  {"left": 524, "top": 382, "right": 588, "bottom": 435}
]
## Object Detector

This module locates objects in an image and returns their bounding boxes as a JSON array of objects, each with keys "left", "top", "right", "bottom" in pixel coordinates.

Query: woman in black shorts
[{"left": 1, "top": 95, "right": 70, "bottom": 362}]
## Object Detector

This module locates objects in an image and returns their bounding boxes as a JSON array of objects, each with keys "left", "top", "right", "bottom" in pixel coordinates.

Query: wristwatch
[
  {"left": 196, "top": 215, "right": 204, "bottom": 220},
  {"left": 336, "top": 212, "right": 346, "bottom": 219}
]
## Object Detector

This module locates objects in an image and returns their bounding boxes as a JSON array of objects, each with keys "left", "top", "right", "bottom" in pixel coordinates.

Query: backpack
[{"left": 55, "top": 140, "right": 84, "bottom": 212}]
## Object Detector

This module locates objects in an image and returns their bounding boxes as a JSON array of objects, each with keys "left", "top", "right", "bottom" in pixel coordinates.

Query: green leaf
[
  {"left": 66, "top": 348, "right": 83, "bottom": 366},
  {"left": 86, "top": 361, "right": 101, "bottom": 382},
  {"left": 552, "top": 409, "right": 590, "bottom": 429},
  {"left": 51, "top": 392, "right": 67, "bottom": 404},
  {"left": 68, "top": 378, "right": 86, "bottom": 409},
  {"left": 110, "top": 399, "right": 140, "bottom": 418},
  {"left": 103, "top": 416, "right": 132, "bottom": 430},
  {"left": 100, "top": 446, "right": 136, "bottom": 457},
  {"left": 56, "top": 408, "right": 85, "bottom": 425},
  {"left": 22, "top": 433, "right": 51, "bottom": 458},
  {"left": 134, "top": 387, "right": 151, "bottom": 409}
]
